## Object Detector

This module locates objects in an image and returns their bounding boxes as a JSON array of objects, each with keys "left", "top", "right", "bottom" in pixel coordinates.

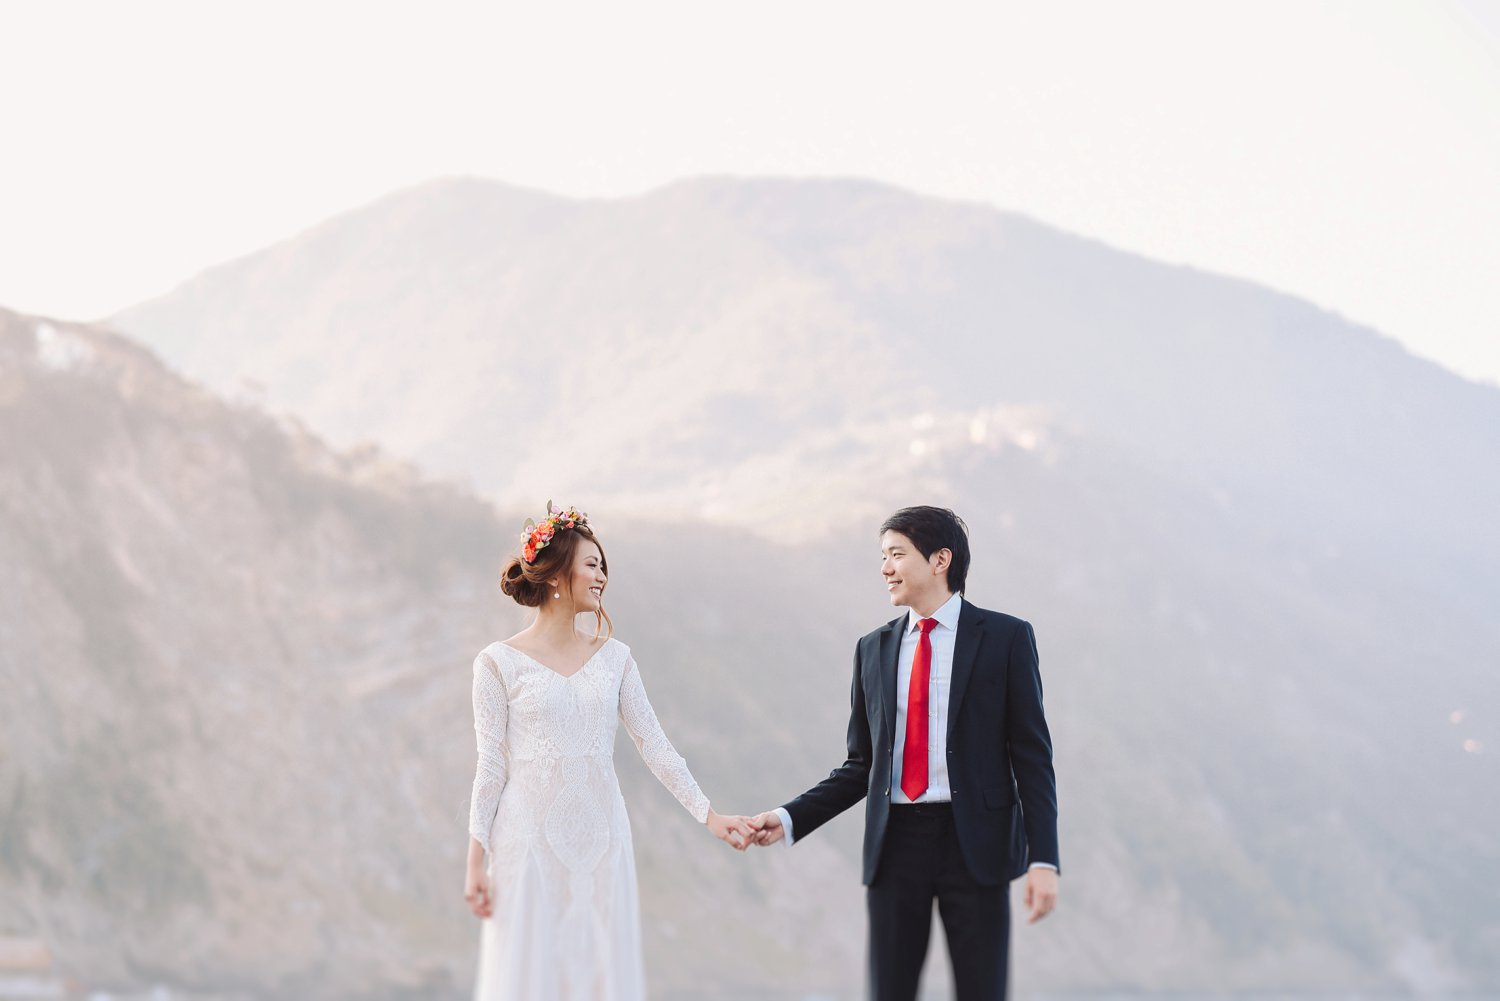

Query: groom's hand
[
  {"left": 747, "top": 811, "right": 784, "bottom": 847},
  {"left": 1024, "top": 867, "right": 1058, "bottom": 923}
]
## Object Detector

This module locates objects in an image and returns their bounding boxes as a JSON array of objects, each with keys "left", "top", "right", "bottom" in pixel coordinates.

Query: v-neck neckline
[{"left": 496, "top": 640, "right": 608, "bottom": 681}]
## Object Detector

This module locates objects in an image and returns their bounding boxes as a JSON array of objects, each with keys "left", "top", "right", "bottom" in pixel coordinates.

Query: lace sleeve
[
  {"left": 618, "top": 651, "right": 711, "bottom": 823},
  {"left": 467, "top": 651, "right": 509, "bottom": 868}
]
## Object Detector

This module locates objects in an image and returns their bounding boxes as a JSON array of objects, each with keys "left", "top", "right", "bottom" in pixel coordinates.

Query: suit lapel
[
  {"left": 879, "top": 615, "right": 905, "bottom": 738},
  {"left": 947, "top": 599, "right": 984, "bottom": 741}
]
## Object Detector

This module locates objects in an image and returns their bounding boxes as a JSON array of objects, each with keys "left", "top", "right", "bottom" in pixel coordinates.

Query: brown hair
[{"left": 499, "top": 522, "right": 613, "bottom": 639}]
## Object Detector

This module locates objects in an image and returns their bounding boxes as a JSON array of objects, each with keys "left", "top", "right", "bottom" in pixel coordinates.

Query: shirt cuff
[
  {"left": 774, "top": 807, "right": 795, "bottom": 847},
  {"left": 1029, "top": 861, "right": 1058, "bottom": 872}
]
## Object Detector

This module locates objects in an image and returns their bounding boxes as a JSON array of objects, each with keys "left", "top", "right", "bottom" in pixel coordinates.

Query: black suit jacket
[{"left": 783, "top": 598, "right": 1059, "bottom": 886}]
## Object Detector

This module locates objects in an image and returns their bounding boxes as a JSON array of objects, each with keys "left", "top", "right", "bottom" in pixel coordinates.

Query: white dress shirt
[
  {"left": 773, "top": 592, "right": 1056, "bottom": 873},
  {"left": 890, "top": 590, "right": 962, "bottom": 805}
]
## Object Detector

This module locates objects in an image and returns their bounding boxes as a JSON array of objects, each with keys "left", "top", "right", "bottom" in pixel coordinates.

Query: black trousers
[{"left": 867, "top": 803, "right": 1011, "bottom": 1001}]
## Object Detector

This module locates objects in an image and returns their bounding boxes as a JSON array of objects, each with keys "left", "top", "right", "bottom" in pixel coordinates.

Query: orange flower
[{"left": 517, "top": 503, "right": 587, "bottom": 564}]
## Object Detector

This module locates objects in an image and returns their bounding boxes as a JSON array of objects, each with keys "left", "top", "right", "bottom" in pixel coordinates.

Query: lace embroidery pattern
[{"left": 466, "top": 638, "right": 709, "bottom": 1001}]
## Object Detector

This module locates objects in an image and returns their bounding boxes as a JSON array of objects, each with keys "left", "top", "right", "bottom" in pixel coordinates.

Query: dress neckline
[{"left": 495, "top": 639, "right": 610, "bottom": 680}]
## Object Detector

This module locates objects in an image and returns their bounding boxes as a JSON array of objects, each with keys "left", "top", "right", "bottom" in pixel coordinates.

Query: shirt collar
[{"left": 905, "top": 591, "right": 963, "bottom": 634}]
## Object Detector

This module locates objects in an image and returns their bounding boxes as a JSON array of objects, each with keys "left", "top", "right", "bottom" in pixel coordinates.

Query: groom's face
[{"left": 880, "top": 530, "right": 950, "bottom": 611}]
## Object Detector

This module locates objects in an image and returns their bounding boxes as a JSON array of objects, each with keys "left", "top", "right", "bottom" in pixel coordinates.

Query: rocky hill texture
[
  {"left": 0, "top": 311, "right": 863, "bottom": 998},
  {"left": 3, "top": 175, "right": 1497, "bottom": 997}
]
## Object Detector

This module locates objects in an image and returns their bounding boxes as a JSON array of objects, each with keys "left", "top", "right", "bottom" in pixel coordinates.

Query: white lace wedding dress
[{"left": 467, "top": 636, "right": 710, "bottom": 1001}]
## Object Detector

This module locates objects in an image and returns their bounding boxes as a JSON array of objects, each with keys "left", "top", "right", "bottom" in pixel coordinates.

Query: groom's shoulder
[
  {"left": 857, "top": 613, "right": 906, "bottom": 647},
  {"left": 961, "top": 598, "right": 1031, "bottom": 634}
]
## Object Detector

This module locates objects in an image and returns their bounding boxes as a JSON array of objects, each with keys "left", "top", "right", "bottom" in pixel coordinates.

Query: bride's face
[{"left": 562, "top": 539, "right": 607, "bottom": 612}]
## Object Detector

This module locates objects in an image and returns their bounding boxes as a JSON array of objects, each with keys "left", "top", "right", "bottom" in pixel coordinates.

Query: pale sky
[{"left": 3, "top": 0, "right": 1497, "bottom": 384}]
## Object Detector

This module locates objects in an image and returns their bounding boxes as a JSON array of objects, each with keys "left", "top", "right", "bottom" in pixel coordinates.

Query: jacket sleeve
[
  {"left": 1006, "top": 620, "right": 1059, "bottom": 871},
  {"left": 782, "top": 642, "right": 873, "bottom": 841}
]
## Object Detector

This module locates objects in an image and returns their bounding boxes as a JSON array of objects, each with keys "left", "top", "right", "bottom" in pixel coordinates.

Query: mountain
[
  {"left": 111, "top": 176, "right": 1500, "bottom": 569},
  {"left": 0, "top": 309, "right": 869, "bottom": 998},
  {"left": 5, "top": 172, "right": 1498, "bottom": 997}
]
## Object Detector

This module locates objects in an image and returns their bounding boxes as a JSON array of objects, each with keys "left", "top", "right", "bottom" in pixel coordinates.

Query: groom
[{"left": 750, "top": 506, "right": 1059, "bottom": 1001}]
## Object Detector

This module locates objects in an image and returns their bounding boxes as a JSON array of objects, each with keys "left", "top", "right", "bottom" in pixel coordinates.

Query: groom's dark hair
[{"left": 880, "top": 506, "right": 971, "bottom": 595}]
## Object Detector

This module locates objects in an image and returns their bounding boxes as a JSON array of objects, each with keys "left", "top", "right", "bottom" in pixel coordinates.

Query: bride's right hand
[{"left": 465, "top": 864, "right": 493, "bottom": 919}]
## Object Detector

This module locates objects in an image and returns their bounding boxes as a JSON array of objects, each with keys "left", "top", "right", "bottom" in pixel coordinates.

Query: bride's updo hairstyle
[{"left": 499, "top": 504, "right": 613, "bottom": 639}]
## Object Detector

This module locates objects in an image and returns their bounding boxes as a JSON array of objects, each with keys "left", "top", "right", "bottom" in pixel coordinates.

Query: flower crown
[{"left": 520, "top": 500, "right": 588, "bottom": 564}]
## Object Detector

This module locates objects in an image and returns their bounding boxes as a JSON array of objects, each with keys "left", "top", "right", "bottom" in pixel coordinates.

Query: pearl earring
[{"left": 554, "top": 591, "right": 561, "bottom": 599}]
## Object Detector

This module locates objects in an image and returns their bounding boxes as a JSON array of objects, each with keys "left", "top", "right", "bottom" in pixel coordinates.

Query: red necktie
[{"left": 901, "top": 618, "right": 939, "bottom": 801}]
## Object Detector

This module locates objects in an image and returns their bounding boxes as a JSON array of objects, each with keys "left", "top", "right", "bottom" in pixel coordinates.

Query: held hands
[
  {"left": 710, "top": 809, "right": 785, "bottom": 851},
  {"left": 706, "top": 808, "right": 760, "bottom": 851},
  {"left": 747, "top": 811, "right": 784, "bottom": 846}
]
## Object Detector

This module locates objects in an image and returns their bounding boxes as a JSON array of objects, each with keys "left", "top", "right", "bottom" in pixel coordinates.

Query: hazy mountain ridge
[
  {"left": 0, "top": 308, "right": 873, "bottom": 998},
  {"left": 5, "top": 173, "right": 1497, "bottom": 997},
  {"left": 1, "top": 307, "right": 498, "bottom": 994},
  {"left": 8, "top": 308, "right": 1497, "bottom": 995},
  {"left": 112, "top": 176, "right": 1500, "bottom": 568}
]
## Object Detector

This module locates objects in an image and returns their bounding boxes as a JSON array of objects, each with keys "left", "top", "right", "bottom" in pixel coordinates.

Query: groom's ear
[{"left": 930, "top": 548, "right": 952, "bottom": 576}]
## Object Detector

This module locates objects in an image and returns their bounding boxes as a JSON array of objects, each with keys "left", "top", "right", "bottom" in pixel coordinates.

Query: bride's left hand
[{"left": 706, "top": 808, "right": 758, "bottom": 851}]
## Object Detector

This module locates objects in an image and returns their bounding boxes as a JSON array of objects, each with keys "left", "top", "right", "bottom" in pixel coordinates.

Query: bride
[{"left": 464, "top": 503, "right": 756, "bottom": 1000}]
